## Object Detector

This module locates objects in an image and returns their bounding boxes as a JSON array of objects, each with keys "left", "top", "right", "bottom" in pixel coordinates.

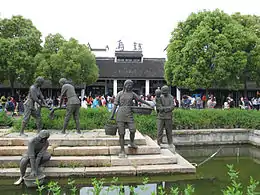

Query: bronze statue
[
  {"left": 156, "top": 86, "right": 175, "bottom": 152},
  {"left": 20, "top": 77, "right": 46, "bottom": 137},
  {"left": 110, "top": 80, "right": 151, "bottom": 158},
  {"left": 59, "top": 78, "right": 81, "bottom": 134},
  {"left": 14, "top": 130, "right": 51, "bottom": 185}
]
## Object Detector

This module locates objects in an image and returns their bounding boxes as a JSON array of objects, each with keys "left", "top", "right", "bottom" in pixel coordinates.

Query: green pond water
[{"left": 2, "top": 144, "right": 260, "bottom": 195}]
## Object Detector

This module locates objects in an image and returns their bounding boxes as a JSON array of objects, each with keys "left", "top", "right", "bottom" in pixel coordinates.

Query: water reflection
[{"left": 80, "top": 184, "right": 157, "bottom": 195}]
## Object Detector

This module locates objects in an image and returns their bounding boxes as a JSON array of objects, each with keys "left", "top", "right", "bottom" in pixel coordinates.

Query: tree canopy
[
  {"left": 34, "top": 33, "right": 66, "bottom": 86},
  {"left": 231, "top": 13, "right": 260, "bottom": 94},
  {"left": 0, "top": 15, "right": 42, "bottom": 94},
  {"left": 35, "top": 35, "right": 98, "bottom": 87},
  {"left": 165, "top": 9, "right": 260, "bottom": 94}
]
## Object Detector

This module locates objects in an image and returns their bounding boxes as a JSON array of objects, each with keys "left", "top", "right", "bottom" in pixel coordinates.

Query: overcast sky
[{"left": 1, "top": 0, "right": 260, "bottom": 57}]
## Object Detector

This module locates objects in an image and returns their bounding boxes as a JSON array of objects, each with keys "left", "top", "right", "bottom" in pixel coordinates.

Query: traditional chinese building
[{"left": 85, "top": 49, "right": 168, "bottom": 97}]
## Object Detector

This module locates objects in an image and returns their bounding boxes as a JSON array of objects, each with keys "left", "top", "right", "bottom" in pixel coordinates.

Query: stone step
[
  {"left": 0, "top": 154, "right": 195, "bottom": 177},
  {"left": 0, "top": 164, "right": 195, "bottom": 177},
  {"left": 0, "top": 136, "right": 160, "bottom": 156},
  {"left": 0, "top": 150, "right": 177, "bottom": 168},
  {"left": 0, "top": 130, "right": 146, "bottom": 146},
  {"left": 111, "top": 149, "right": 177, "bottom": 166},
  {"left": 54, "top": 136, "right": 160, "bottom": 156}
]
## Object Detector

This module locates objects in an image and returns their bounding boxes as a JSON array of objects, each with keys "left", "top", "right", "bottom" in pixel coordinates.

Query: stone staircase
[{"left": 0, "top": 129, "right": 195, "bottom": 177}]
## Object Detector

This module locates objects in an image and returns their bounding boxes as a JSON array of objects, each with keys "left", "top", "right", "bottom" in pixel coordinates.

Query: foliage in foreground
[
  {"left": 33, "top": 176, "right": 195, "bottom": 195},
  {"left": 21, "top": 165, "right": 259, "bottom": 195}
]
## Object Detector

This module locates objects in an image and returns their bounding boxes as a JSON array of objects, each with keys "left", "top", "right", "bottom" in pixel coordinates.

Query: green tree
[
  {"left": 165, "top": 9, "right": 248, "bottom": 98},
  {"left": 35, "top": 33, "right": 66, "bottom": 87},
  {"left": 35, "top": 37, "right": 98, "bottom": 90},
  {"left": 0, "top": 15, "right": 42, "bottom": 95},
  {"left": 231, "top": 13, "right": 260, "bottom": 96}
]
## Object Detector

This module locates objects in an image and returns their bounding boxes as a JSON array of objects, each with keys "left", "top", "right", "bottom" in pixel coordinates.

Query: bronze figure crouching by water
[{"left": 14, "top": 130, "right": 51, "bottom": 186}]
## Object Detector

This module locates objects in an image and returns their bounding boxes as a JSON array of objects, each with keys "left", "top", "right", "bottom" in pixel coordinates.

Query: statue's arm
[
  {"left": 134, "top": 93, "right": 151, "bottom": 107},
  {"left": 36, "top": 141, "right": 49, "bottom": 168},
  {"left": 110, "top": 92, "right": 120, "bottom": 119},
  {"left": 155, "top": 97, "right": 163, "bottom": 112},
  {"left": 59, "top": 86, "right": 67, "bottom": 107},
  {"left": 39, "top": 90, "right": 46, "bottom": 106},
  {"left": 164, "top": 96, "right": 175, "bottom": 112},
  {"left": 27, "top": 139, "right": 37, "bottom": 175}
]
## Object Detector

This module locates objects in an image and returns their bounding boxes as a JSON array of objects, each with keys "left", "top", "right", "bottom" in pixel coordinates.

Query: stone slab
[
  {"left": 46, "top": 156, "right": 111, "bottom": 167},
  {"left": 84, "top": 166, "right": 136, "bottom": 176},
  {"left": 0, "top": 146, "right": 53, "bottom": 156},
  {"left": 0, "top": 152, "right": 195, "bottom": 177},
  {"left": 42, "top": 167, "right": 85, "bottom": 177},
  {"left": 53, "top": 146, "right": 110, "bottom": 156},
  {"left": 0, "top": 146, "right": 27, "bottom": 156},
  {"left": 0, "top": 168, "right": 25, "bottom": 177},
  {"left": 167, "top": 129, "right": 250, "bottom": 146},
  {"left": 0, "top": 144, "right": 160, "bottom": 156},
  {"left": 111, "top": 149, "right": 177, "bottom": 166},
  {"left": 0, "top": 129, "right": 11, "bottom": 137},
  {"left": 109, "top": 136, "right": 161, "bottom": 155},
  {"left": 136, "top": 164, "right": 195, "bottom": 175},
  {"left": 0, "top": 156, "right": 111, "bottom": 167},
  {"left": 0, "top": 130, "right": 146, "bottom": 146},
  {"left": 135, "top": 152, "right": 195, "bottom": 175},
  {"left": 109, "top": 145, "right": 160, "bottom": 155}
]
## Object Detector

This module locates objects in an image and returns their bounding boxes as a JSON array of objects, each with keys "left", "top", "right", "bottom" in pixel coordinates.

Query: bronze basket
[
  {"left": 104, "top": 123, "right": 118, "bottom": 136},
  {"left": 23, "top": 174, "right": 45, "bottom": 188},
  {"left": 131, "top": 106, "right": 153, "bottom": 115}
]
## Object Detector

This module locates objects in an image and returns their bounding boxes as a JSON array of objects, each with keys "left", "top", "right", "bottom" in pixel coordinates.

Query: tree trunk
[
  {"left": 244, "top": 79, "right": 247, "bottom": 98},
  {"left": 205, "top": 88, "right": 209, "bottom": 108},
  {"left": 10, "top": 79, "right": 15, "bottom": 96},
  {"left": 244, "top": 78, "right": 247, "bottom": 97},
  {"left": 50, "top": 83, "right": 54, "bottom": 98}
]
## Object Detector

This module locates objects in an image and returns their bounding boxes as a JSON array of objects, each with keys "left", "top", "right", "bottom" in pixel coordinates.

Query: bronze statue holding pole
[{"left": 20, "top": 77, "right": 47, "bottom": 137}]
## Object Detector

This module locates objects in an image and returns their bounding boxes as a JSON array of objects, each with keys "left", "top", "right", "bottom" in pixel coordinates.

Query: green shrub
[
  {"left": 0, "top": 112, "right": 13, "bottom": 126},
  {"left": 12, "top": 107, "right": 110, "bottom": 131},
  {"left": 6, "top": 108, "right": 260, "bottom": 138}
]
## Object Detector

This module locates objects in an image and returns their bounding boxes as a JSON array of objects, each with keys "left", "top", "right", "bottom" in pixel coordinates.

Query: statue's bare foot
[
  {"left": 37, "top": 168, "right": 43, "bottom": 175},
  {"left": 14, "top": 177, "right": 23, "bottom": 185},
  {"left": 169, "top": 144, "right": 176, "bottom": 154},
  {"left": 128, "top": 142, "right": 138, "bottom": 149},
  {"left": 19, "top": 133, "right": 28, "bottom": 137},
  {"left": 118, "top": 152, "right": 127, "bottom": 158}
]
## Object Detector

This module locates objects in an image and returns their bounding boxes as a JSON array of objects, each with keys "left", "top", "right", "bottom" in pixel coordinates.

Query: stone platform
[{"left": 0, "top": 129, "right": 195, "bottom": 177}]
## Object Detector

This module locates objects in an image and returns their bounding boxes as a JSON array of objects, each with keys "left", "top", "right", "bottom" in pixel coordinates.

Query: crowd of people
[
  {"left": 181, "top": 93, "right": 260, "bottom": 110},
  {"left": 0, "top": 95, "right": 25, "bottom": 116},
  {"left": 1, "top": 92, "right": 260, "bottom": 117}
]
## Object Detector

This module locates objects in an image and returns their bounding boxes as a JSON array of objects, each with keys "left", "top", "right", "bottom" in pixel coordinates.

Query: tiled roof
[
  {"left": 96, "top": 57, "right": 165, "bottom": 79},
  {"left": 115, "top": 51, "right": 143, "bottom": 58}
]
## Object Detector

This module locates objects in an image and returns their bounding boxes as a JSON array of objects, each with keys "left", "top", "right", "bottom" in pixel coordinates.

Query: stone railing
[{"left": 162, "top": 129, "right": 260, "bottom": 146}]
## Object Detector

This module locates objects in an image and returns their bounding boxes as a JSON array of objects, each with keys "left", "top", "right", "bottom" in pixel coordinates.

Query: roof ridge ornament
[{"left": 116, "top": 40, "right": 124, "bottom": 51}]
